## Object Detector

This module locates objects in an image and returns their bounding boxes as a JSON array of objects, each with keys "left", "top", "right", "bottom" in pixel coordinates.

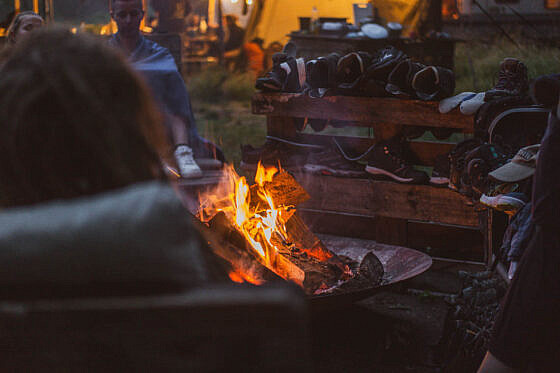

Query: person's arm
[{"left": 478, "top": 351, "right": 517, "bottom": 373}]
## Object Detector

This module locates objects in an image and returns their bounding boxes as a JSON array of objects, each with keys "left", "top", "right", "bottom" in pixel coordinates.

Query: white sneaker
[{"left": 174, "top": 145, "right": 202, "bottom": 179}]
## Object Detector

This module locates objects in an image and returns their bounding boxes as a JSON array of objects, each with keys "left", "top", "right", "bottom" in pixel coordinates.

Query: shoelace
[{"left": 494, "top": 69, "right": 518, "bottom": 90}]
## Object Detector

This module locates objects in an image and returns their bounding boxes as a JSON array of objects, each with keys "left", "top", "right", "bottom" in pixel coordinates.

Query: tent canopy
[{"left": 238, "top": 0, "right": 432, "bottom": 46}]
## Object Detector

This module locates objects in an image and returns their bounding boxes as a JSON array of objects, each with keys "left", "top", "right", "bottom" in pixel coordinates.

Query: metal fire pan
[{"left": 309, "top": 235, "right": 432, "bottom": 307}]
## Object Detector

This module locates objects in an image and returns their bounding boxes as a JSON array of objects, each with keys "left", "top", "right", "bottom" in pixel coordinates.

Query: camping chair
[
  {"left": 0, "top": 182, "right": 310, "bottom": 371},
  {"left": 0, "top": 285, "right": 310, "bottom": 372}
]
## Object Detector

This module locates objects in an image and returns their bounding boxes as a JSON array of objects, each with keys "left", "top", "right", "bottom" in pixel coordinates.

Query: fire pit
[{"left": 194, "top": 163, "right": 431, "bottom": 298}]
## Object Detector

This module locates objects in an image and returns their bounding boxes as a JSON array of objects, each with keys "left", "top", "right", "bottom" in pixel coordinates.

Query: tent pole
[{"left": 217, "top": 0, "right": 225, "bottom": 66}]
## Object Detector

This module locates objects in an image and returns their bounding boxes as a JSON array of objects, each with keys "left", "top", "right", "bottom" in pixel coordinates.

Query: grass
[
  {"left": 454, "top": 39, "right": 560, "bottom": 92},
  {"left": 187, "top": 39, "right": 560, "bottom": 168}
]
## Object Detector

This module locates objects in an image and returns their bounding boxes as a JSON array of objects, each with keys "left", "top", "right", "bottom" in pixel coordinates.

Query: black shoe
[
  {"left": 430, "top": 153, "right": 450, "bottom": 186},
  {"left": 304, "top": 146, "right": 367, "bottom": 178},
  {"left": 412, "top": 65, "right": 455, "bottom": 101},
  {"left": 309, "top": 118, "right": 328, "bottom": 132},
  {"left": 365, "top": 137, "right": 429, "bottom": 184},
  {"left": 336, "top": 51, "right": 372, "bottom": 95},
  {"left": 448, "top": 138, "right": 483, "bottom": 191},
  {"left": 256, "top": 52, "right": 289, "bottom": 92},
  {"left": 256, "top": 52, "right": 306, "bottom": 93},
  {"left": 365, "top": 46, "right": 408, "bottom": 82},
  {"left": 385, "top": 59, "right": 425, "bottom": 98},
  {"left": 255, "top": 68, "right": 286, "bottom": 91},
  {"left": 484, "top": 58, "right": 529, "bottom": 102},
  {"left": 241, "top": 138, "right": 320, "bottom": 171},
  {"left": 306, "top": 52, "right": 340, "bottom": 90},
  {"left": 463, "top": 144, "right": 509, "bottom": 196}
]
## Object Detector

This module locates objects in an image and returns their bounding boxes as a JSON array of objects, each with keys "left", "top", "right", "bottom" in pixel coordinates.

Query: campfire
[{"left": 196, "top": 163, "right": 384, "bottom": 295}]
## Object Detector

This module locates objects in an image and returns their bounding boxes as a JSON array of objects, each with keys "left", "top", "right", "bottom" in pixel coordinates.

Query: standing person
[
  {"left": 108, "top": 0, "right": 224, "bottom": 179},
  {"left": 478, "top": 76, "right": 560, "bottom": 372},
  {"left": 223, "top": 14, "right": 244, "bottom": 53}
]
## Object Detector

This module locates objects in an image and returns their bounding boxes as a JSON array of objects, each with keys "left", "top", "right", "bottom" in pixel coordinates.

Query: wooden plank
[
  {"left": 407, "top": 221, "right": 484, "bottom": 262},
  {"left": 299, "top": 209, "right": 408, "bottom": 246},
  {"left": 293, "top": 173, "right": 479, "bottom": 227},
  {"left": 252, "top": 93, "right": 473, "bottom": 130},
  {"left": 267, "top": 115, "right": 297, "bottom": 139},
  {"left": 298, "top": 133, "right": 455, "bottom": 166}
]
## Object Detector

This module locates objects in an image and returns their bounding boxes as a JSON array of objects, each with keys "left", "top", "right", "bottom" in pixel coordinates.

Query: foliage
[{"left": 187, "top": 66, "right": 255, "bottom": 102}]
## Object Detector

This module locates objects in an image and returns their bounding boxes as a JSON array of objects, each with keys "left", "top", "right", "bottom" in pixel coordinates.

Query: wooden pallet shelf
[
  {"left": 252, "top": 92, "right": 473, "bottom": 131},
  {"left": 293, "top": 174, "right": 479, "bottom": 228},
  {"left": 250, "top": 92, "right": 492, "bottom": 267}
]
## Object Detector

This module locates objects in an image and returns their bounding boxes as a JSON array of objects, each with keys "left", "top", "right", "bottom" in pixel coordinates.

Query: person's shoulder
[{"left": 143, "top": 36, "right": 172, "bottom": 55}]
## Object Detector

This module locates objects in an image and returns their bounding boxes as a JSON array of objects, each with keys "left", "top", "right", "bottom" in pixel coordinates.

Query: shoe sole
[
  {"left": 429, "top": 176, "right": 450, "bottom": 187},
  {"left": 479, "top": 194, "right": 526, "bottom": 212},
  {"left": 304, "top": 164, "right": 366, "bottom": 178},
  {"left": 365, "top": 166, "right": 415, "bottom": 183}
]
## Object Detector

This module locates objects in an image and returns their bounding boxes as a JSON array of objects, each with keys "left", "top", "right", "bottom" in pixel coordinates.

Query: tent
[{"left": 210, "top": 0, "right": 434, "bottom": 46}]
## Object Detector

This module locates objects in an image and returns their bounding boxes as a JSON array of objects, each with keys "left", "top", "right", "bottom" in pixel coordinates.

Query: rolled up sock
[
  {"left": 460, "top": 92, "right": 486, "bottom": 115},
  {"left": 439, "top": 92, "right": 476, "bottom": 113}
]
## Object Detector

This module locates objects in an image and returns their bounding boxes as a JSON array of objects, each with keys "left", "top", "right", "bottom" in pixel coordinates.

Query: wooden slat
[
  {"left": 293, "top": 173, "right": 479, "bottom": 227},
  {"left": 298, "top": 133, "right": 455, "bottom": 166},
  {"left": 299, "top": 210, "right": 408, "bottom": 246},
  {"left": 252, "top": 93, "right": 473, "bottom": 130}
]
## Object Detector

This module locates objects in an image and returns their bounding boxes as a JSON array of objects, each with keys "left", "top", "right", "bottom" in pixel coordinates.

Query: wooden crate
[{"left": 252, "top": 93, "right": 494, "bottom": 267}]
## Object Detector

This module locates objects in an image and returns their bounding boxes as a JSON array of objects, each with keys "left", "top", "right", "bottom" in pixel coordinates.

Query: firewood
[
  {"left": 358, "top": 252, "right": 384, "bottom": 286},
  {"left": 264, "top": 171, "right": 310, "bottom": 207},
  {"left": 194, "top": 212, "right": 282, "bottom": 284}
]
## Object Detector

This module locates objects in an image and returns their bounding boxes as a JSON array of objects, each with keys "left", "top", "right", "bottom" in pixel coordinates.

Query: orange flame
[{"left": 198, "top": 162, "right": 293, "bottom": 273}]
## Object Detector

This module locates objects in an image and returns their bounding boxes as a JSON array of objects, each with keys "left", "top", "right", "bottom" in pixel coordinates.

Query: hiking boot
[
  {"left": 365, "top": 46, "right": 408, "bottom": 82},
  {"left": 306, "top": 52, "right": 340, "bottom": 90},
  {"left": 464, "top": 144, "right": 510, "bottom": 196},
  {"left": 365, "top": 137, "right": 429, "bottom": 184},
  {"left": 175, "top": 144, "right": 203, "bottom": 179},
  {"left": 448, "top": 138, "right": 483, "bottom": 191},
  {"left": 336, "top": 51, "right": 372, "bottom": 95},
  {"left": 484, "top": 58, "right": 529, "bottom": 102},
  {"left": 240, "top": 138, "right": 321, "bottom": 171},
  {"left": 304, "top": 147, "right": 367, "bottom": 178},
  {"left": 412, "top": 65, "right": 455, "bottom": 101},
  {"left": 385, "top": 59, "right": 425, "bottom": 98},
  {"left": 430, "top": 153, "right": 450, "bottom": 186}
]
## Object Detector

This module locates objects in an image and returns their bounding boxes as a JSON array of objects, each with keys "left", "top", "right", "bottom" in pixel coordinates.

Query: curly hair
[
  {"left": 5, "top": 11, "right": 43, "bottom": 45},
  {"left": 0, "top": 28, "right": 170, "bottom": 207}
]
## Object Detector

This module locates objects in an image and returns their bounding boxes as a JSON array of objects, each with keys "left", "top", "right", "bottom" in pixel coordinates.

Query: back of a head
[
  {"left": 0, "top": 28, "right": 169, "bottom": 207},
  {"left": 6, "top": 11, "right": 42, "bottom": 45}
]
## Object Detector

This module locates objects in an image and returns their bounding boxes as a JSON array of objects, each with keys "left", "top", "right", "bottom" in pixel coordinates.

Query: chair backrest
[{"left": 0, "top": 284, "right": 310, "bottom": 372}]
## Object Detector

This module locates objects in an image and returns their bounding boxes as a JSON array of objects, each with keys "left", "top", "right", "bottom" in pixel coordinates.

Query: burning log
[
  {"left": 249, "top": 170, "right": 310, "bottom": 212},
  {"left": 193, "top": 212, "right": 282, "bottom": 285},
  {"left": 358, "top": 252, "right": 384, "bottom": 286},
  {"left": 196, "top": 163, "right": 387, "bottom": 295}
]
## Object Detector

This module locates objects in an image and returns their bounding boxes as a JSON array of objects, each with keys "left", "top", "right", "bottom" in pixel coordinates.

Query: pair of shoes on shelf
[
  {"left": 304, "top": 136, "right": 430, "bottom": 184},
  {"left": 449, "top": 140, "right": 510, "bottom": 199},
  {"left": 256, "top": 42, "right": 306, "bottom": 93},
  {"left": 385, "top": 58, "right": 455, "bottom": 101},
  {"left": 240, "top": 137, "right": 323, "bottom": 171}
]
